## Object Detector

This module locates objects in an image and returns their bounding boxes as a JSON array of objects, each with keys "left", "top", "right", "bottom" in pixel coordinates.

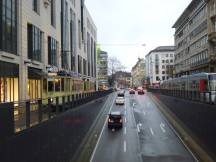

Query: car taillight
[{"left": 108, "top": 118, "right": 114, "bottom": 123}]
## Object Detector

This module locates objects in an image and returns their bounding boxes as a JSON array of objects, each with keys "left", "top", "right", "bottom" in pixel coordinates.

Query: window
[
  {"left": 48, "top": 36, "right": 58, "bottom": 66},
  {"left": 170, "top": 54, "right": 173, "bottom": 57},
  {"left": 170, "top": 59, "right": 173, "bottom": 63},
  {"left": 162, "top": 65, "right": 165, "bottom": 69},
  {"left": 48, "top": 81, "right": 54, "bottom": 92},
  {"left": 166, "top": 54, "right": 168, "bottom": 57},
  {"left": 162, "top": 71, "right": 165, "bottom": 74},
  {"left": 156, "top": 76, "right": 160, "bottom": 81},
  {"left": 0, "top": 0, "right": 17, "bottom": 54},
  {"left": 61, "top": 78, "right": 64, "bottom": 91},
  {"left": 166, "top": 60, "right": 169, "bottom": 63},
  {"left": 78, "top": 55, "right": 82, "bottom": 74},
  {"left": 33, "top": 0, "right": 39, "bottom": 14},
  {"left": 78, "top": 20, "right": 81, "bottom": 49},
  {"left": 162, "top": 76, "right": 165, "bottom": 80},
  {"left": 50, "top": 0, "right": 56, "bottom": 27},
  {"left": 162, "top": 60, "right": 165, "bottom": 63},
  {"left": 28, "top": 24, "right": 42, "bottom": 62}
]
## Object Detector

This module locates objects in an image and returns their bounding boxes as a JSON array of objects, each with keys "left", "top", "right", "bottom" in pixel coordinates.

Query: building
[
  {"left": 97, "top": 50, "right": 108, "bottom": 90},
  {"left": 145, "top": 46, "right": 175, "bottom": 86},
  {"left": 114, "top": 71, "right": 132, "bottom": 88},
  {"left": 131, "top": 58, "right": 145, "bottom": 88},
  {"left": 0, "top": 0, "right": 97, "bottom": 104},
  {"left": 173, "top": 0, "right": 216, "bottom": 76}
]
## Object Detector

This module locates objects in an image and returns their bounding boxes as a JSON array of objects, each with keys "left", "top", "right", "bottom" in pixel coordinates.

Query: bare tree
[{"left": 108, "top": 56, "right": 125, "bottom": 86}]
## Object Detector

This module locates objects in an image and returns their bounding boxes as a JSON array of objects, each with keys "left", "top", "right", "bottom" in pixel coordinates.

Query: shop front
[{"left": 0, "top": 61, "right": 19, "bottom": 103}]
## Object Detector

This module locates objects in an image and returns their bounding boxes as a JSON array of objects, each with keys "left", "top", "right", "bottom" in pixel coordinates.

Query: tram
[{"left": 160, "top": 73, "right": 216, "bottom": 104}]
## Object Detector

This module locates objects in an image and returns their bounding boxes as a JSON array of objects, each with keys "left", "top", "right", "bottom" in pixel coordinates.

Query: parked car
[
  {"left": 108, "top": 111, "right": 123, "bottom": 129},
  {"left": 115, "top": 97, "right": 125, "bottom": 105},
  {"left": 129, "top": 89, "right": 135, "bottom": 94},
  {"left": 138, "top": 89, "right": 145, "bottom": 95}
]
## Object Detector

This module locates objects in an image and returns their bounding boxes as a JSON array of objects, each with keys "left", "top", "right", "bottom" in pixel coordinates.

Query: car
[
  {"left": 117, "top": 92, "right": 125, "bottom": 97},
  {"left": 129, "top": 89, "right": 135, "bottom": 94},
  {"left": 138, "top": 89, "right": 145, "bottom": 95},
  {"left": 115, "top": 96, "right": 125, "bottom": 105},
  {"left": 108, "top": 111, "right": 123, "bottom": 129}
]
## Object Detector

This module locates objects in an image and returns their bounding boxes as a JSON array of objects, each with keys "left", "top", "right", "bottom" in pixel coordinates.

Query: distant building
[
  {"left": 173, "top": 0, "right": 216, "bottom": 76},
  {"left": 114, "top": 71, "right": 132, "bottom": 88},
  {"left": 145, "top": 46, "right": 175, "bottom": 86},
  {"left": 131, "top": 58, "right": 145, "bottom": 88},
  {"left": 97, "top": 50, "right": 109, "bottom": 89}
]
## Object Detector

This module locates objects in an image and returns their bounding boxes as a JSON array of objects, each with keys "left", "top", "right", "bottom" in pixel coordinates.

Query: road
[{"left": 90, "top": 91, "right": 196, "bottom": 162}]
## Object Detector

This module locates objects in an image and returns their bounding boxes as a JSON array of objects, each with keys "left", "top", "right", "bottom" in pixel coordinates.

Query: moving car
[
  {"left": 115, "top": 97, "right": 125, "bottom": 105},
  {"left": 108, "top": 111, "right": 123, "bottom": 129},
  {"left": 129, "top": 89, "right": 135, "bottom": 94},
  {"left": 117, "top": 92, "right": 125, "bottom": 97},
  {"left": 138, "top": 89, "right": 145, "bottom": 95}
]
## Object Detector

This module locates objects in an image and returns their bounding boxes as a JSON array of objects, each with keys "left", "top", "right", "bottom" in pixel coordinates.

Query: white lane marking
[
  {"left": 160, "top": 123, "right": 166, "bottom": 133},
  {"left": 150, "top": 128, "right": 154, "bottom": 136},
  {"left": 137, "top": 124, "right": 140, "bottom": 133},
  {"left": 125, "top": 117, "right": 127, "bottom": 123},
  {"left": 143, "top": 111, "right": 146, "bottom": 116},
  {"left": 90, "top": 94, "right": 116, "bottom": 162},
  {"left": 124, "top": 127, "right": 127, "bottom": 134},
  {"left": 124, "top": 141, "right": 127, "bottom": 153}
]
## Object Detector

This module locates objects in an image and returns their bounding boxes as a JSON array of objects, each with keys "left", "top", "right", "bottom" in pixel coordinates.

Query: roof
[
  {"left": 146, "top": 46, "right": 175, "bottom": 57},
  {"left": 172, "top": 0, "right": 204, "bottom": 28},
  {"left": 110, "top": 111, "right": 121, "bottom": 116}
]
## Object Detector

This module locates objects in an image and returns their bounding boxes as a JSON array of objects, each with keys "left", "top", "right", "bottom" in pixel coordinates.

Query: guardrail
[{"left": 0, "top": 90, "right": 113, "bottom": 138}]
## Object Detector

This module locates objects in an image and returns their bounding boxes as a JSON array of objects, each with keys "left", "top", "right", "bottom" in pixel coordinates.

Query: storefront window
[
  {"left": 61, "top": 78, "right": 64, "bottom": 91},
  {"left": 28, "top": 79, "right": 41, "bottom": 100},
  {"left": 48, "top": 81, "right": 54, "bottom": 92},
  {"left": 0, "top": 77, "right": 19, "bottom": 103},
  {"left": 55, "top": 79, "right": 60, "bottom": 92}
]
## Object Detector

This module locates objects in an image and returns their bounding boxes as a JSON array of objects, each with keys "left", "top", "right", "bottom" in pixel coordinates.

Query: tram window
[
  {"left": 55, "top": 79, "right": 60, "bottom": 92},
  {"left": 48, "top": 81, "right": 54, "bottom": 92}
]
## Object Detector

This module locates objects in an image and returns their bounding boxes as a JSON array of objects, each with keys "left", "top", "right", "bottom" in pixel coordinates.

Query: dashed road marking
[
  {"left": 125, "top": 117, "right": 127, "bottom": 123},
  {"left": 150, "top": 127, "right": 154, "bottom": 136},
  {"left": 124, "top": 127, "right": 127, "bottom": 134},
  {"left": 137, "top": 124, "right": 140, "bottom": 133},
  {"left": 124, "top": 141, "right": 127, "bottom": 153}
]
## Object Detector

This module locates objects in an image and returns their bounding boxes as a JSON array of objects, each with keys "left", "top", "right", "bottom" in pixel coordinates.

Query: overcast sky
[{"left": 85, "top": 0, "right": 192, "bottom": 71}]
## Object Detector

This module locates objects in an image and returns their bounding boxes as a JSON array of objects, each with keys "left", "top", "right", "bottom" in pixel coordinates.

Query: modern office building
[
  {"left": 145, "top": 46, "right": 175, "bottom": 86},
  {"left": 0, "top": 0, "right": 97, "bottom": 103},
  {"left": 97, "top": 50, "right": 108, "bottom": 90},
  {"left": 173, "top": 0, "right": 216, "bottom": 76},
  {"left": 131, "top": 58, "right": 145, "bottom": 88}
]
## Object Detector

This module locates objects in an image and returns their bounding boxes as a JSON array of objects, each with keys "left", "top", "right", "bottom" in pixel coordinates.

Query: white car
[{"left": 115, "top": 97, "right": 125, "bottom": 105}]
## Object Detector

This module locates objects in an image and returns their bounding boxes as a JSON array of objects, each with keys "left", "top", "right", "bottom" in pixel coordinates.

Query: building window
[
  {"left": 162, "top": 71, "right": 165, "bottom": 74},
  {"left": 166, "top": 54, "right": 168, "bottom": 57},
  {"left": 78, "top": 55, "right": 82, "bottom": 74},
  {"left": 48, "top": 36, "right": 58, "bottom": 66},
  {"left": 162, "top": 76, "right": 165, "bottom": 80},
  {"left": 50, "top": 0, "right": 56, "bottom": 27},
  {"left": 162, "top": 60, "right": 165, "bottom": 63},
  {"left": 0, "top": 0, "right": 17, "bottom": 54},
  {"left": 166, "top": 60, "right": 169, "bottom": 63},
  {"left": 170, "top": 59, "right": 173, "bottom": 63},
  {"left": 27, "top": 24, "right": 42, "bottom": 62},
  {"left": 78, "top": 20, "right": 81, "bottom": 49},
  {"left": 156, "top": 76, "right": 160, "bottom": 81},
  {"left": 83, "top": 59, "right": 87, "bottom": 75},
  {"left": 33, "top": 0, "right": 39, "bottom": 14},
  {"left": 70, "top": 9, "right": 76, "bottom": 71}
]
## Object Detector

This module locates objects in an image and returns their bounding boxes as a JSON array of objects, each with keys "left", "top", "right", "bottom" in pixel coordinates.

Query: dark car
[
  {"left": 129, "top": 89, "right": 135, "bottom": 94},
  {"left": 138, "top": 89, "right": 145, "bottom": 95},
  {"left": 117, "top": 92, "right": 125, "bottom": 97},
  {"left": 108, "top": 111, "right": 123, "bottom": 129}
]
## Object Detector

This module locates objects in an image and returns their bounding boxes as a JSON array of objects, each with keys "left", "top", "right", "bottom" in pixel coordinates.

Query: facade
[
  {"left": 145, "top": 46, "right": 175, "bottom": 86},
  {"left": 173, "top": 0, "right": 216, "bottom": 77},
  {"left": 97, "top": 50, "right": 108, "bottom": 90},
  {"left": 114, "top": 71, "right": 132, "bottom": 88},
  {"left": 0, "top": 0, "right": 97, "bottom": 104},
  {"left": 131, "top": 58, "right": 145, "bottom": 88}
]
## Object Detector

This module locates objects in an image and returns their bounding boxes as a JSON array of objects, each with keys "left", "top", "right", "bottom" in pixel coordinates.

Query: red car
[
  {"left": 129, "top": 89, "right": 135, "bottom": 94},
  {"left": 138, "top": 89, "right": 145, "bottom": 95}
]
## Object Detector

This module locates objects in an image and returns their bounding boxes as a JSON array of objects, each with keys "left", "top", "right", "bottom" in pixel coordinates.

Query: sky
[{"left": 85, "top": 0, "right": 192, "bottom": 71}]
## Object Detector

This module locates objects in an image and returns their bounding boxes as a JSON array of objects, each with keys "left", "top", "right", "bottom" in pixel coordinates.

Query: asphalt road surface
[{"left": 90, "top": 91, "right": 196, "bottom": 162}]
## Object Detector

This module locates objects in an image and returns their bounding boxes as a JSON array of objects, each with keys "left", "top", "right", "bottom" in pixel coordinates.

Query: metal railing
[{"left": 13, "top": 90, "right": 113, "bottom": 133}]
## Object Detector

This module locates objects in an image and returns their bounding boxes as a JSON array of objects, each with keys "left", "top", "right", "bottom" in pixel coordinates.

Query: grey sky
[{"left": 85, "top": 0, "right": 192, "bottom": 71}]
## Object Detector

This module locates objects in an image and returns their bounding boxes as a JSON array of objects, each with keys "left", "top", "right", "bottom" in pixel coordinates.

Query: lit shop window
[
  {"left": 27, "top": 79, "right": 41, "bottom": 101},
  {"left": 0, "top": 77, "right": 19, "bottom": 103}
]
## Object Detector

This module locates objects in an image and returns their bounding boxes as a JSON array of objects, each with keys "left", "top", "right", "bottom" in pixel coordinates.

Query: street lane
[
  {"left": 91, "top": 91, "right": 196, "bottom": 162},
  {"left": 133, "top": 92, "right": 196, "bottom": 162}
]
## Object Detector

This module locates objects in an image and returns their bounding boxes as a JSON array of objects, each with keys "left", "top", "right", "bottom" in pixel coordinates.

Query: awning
[
  {"left": 28, "top": 67, "right": 47, "bottom": 79},
  {"left": 0, "top": 61, "right": 19, "bottom": 77}
]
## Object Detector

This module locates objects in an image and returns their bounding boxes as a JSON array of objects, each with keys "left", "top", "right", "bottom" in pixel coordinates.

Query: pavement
[{"left": 90, "top": 91, "right": 196, "bottom": 162}]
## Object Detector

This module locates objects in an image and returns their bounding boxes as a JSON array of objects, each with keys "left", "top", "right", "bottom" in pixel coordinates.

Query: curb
[{"left": 148, "top": 93, "right": 214, "bottom": 162}]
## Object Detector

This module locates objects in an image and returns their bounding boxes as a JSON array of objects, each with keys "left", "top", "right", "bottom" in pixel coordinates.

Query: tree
[{"left": 108, "top": 56, "right": 125, "bottom": 86}]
